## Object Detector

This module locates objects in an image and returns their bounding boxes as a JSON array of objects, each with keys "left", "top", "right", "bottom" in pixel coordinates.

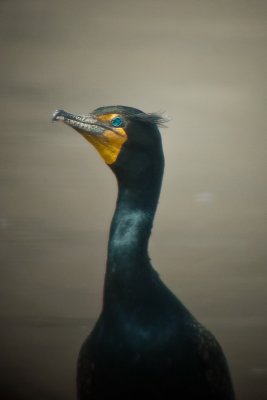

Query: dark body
[
  {"left": 78, "top": 277, "right": 234, "bottom": 400},
  {"left": 53, "top": 106, "right": 234, "bottom": 400}
]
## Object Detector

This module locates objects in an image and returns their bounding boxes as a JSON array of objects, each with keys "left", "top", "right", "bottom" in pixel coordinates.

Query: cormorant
[{"left": 52, "top": 106, "right": 235, "bottom": 400}]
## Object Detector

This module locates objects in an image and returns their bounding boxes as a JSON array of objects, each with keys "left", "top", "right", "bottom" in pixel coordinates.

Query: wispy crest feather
[
  {"left": 93, "top": 106, "right": 169, "bottom": 128},
  {"left": 127, "top": 112, "right": 169, "bottom": 127}
]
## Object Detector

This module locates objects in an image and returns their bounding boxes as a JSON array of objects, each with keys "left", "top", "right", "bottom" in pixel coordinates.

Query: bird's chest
[
  {"left": 80, "top": 313, "right": 199, "bottom": 400},
  {"left": 78, "top": 298, "right": 206, "bottom": 400},
  {"left": 90, "top": 311, "right": 184, "bottom": 373}
]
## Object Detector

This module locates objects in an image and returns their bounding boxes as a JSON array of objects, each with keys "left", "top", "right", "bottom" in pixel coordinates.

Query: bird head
[{"left": 52, "top": 105, "right": 166, "bottom": 183}]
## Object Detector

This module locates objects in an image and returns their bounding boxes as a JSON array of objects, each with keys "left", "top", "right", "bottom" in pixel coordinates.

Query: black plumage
[{"left": 53, "top": 105, "right": 235, "bottom": 400}]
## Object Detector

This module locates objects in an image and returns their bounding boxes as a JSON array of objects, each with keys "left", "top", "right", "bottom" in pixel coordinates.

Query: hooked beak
[
  {"left": 52, "top": 109, "right": 105, "bottom": 135},
  {"left": 52, "top": 109, "right": 128, "bottom": 165}
]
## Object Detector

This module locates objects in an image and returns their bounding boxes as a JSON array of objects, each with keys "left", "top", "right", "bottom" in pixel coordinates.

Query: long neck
[{"left": 103, "top": 158, "right": 164, "bottom": 311}]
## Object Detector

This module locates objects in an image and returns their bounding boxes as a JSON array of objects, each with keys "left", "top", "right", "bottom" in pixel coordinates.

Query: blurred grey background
[{"left": 0, "top": 0, "right": 266, "bottom": 399}]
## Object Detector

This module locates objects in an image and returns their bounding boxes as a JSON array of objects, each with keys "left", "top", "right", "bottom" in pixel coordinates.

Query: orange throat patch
[{"left": 81, "top": 114, "right": 127, "bottom": 164}]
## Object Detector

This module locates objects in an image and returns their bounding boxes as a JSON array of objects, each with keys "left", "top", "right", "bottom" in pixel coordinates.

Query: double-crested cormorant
[{"left": 52, "top": 106, "right": 234, "bottom": 400}]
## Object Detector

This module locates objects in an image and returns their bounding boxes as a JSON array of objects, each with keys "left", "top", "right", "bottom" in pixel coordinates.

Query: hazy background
[{"left": 0, "top": 0, "right": 266, "bottom": 399}]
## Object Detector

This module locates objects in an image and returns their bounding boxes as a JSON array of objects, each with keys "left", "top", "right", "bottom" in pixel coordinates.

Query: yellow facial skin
[{"left": 81, "top": 114, "right": 127, "bottom": 165}]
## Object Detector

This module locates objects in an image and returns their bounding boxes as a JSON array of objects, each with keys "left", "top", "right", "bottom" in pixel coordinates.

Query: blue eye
[{"left": 111, "top": 116, "right": 123, "bottom": 127}]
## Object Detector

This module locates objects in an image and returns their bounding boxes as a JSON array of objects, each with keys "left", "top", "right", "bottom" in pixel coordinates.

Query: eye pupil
[{"left": 111, "top": 117, "right": 123, "bottom": 127}]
